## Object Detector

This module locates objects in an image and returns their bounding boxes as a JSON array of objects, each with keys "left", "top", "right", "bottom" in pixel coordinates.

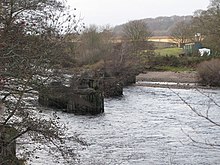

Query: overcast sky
[{"left": 67, "top": 0, "right": 210, "bottom": 26}]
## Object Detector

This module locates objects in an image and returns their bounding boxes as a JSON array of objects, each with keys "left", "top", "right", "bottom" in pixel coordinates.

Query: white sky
[{"left": 67, "top": 0, "right": 210, "bottom": 26}]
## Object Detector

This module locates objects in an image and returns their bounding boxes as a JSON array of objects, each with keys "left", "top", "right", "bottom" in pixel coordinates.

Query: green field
[{"left": 155, "top": 48, "right": 183, "bottom": 56}]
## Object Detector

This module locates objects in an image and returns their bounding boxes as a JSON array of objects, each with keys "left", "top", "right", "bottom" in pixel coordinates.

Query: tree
[
  {"left": 123, "top": 20, "right": 151, "bottom": 42},
  {"left": 170, "top": 21, "right": 195, "bottom": 47},
  {"left": 123, "top": 20, "right": 152, "bottom": 52},
  {"left": 192, "top": 0, "right": 220, "bottom": 52},
  {"left": 78, "top": 25, "right": 113, "bottom": 65},
  {"left": 0, "top": 0, "right": 84, "bottom": 164},
  {"left": 209, "top": 0, "right": 220, "bottom": 7}
]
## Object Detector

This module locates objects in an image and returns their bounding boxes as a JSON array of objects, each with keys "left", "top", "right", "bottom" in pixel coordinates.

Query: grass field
[{"left": 155, "top": 48, "right": 183, "bottom": 56}]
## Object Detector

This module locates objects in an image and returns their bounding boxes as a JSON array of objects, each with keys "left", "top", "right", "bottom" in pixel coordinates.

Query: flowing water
[{"left": 25, "top": 85, "right": 220, "bottom": 165}]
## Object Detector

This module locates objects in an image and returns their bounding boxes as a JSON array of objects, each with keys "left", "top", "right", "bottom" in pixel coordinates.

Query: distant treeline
[{"left": 113, "top": 15, "right": 192, "bottom": 36}]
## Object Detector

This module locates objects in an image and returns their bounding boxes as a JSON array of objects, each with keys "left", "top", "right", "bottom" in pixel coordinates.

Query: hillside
[{"left": 113, "top": 15, "right": 192, "bottom": 36}]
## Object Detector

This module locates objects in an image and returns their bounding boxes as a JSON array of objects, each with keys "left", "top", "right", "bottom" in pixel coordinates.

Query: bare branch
[
  {"left": 169, "top": 87, "right": 220, "bottom": 127},
  {"left": 196, "top": 88, "right": 220, "bottom": 108},
  {"left": 181, "top": 128, "right": 220, "bottom": 149}
]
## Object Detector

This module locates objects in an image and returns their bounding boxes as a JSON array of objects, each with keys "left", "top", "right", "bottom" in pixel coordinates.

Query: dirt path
[{"left": 136, "top": 71, "right": 200, "bottom": 83}]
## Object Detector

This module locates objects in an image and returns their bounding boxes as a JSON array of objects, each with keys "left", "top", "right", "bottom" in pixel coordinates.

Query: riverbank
[
  {"left": 135, "top": 71, "right": 219, "bottom": 89},
  {"left": 136, "top": 71, "right": 199, "bottom": 83}
]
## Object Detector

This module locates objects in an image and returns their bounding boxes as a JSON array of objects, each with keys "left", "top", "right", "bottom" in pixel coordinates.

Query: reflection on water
[{"left": 26, "top": 86, "right": 220, "bottom": 165}]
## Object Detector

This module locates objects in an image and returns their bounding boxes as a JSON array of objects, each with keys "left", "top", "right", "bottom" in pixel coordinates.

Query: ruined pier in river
[
  {"left": 38, "top": 69, "right": 137, "bottom": 115},
  {"left": 38, "top": 77, "right": 104, "bottom": 115}
]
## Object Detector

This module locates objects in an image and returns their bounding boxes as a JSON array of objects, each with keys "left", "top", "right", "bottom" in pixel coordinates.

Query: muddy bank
[
  {"left": 136, "top": 71, "right": 199, "bottom": 83},
  {"left": 136, "top": 71, "right": 203, "bottom": 89},
  {"left": 136, "top": 71, "right": 220, "bottom": 89}
]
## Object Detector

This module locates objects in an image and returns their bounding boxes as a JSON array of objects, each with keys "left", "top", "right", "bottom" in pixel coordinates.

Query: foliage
[
  {"left": 148, "top": 55, "right": 212, "bottom": 70},
  {"left": 77, "top": 25, "right": 113, "bottom": 65},
  {"left": 0, "top": 0, "right": 84, "bottom": 164},
  {"left": 76, "top": 24, "right": 145, "bottom": 81},
  {"left": 149, "top": 55, "right": 182, "bottom": 67},
  {"left": 154, "top": 66, "right": 194, "bottom": 72},
  {"left": 192, "top": 0, "right": 220, "bottom": 52},
  {"left": 123, "top": 20, "right": 152, "bottom": 41},
  {"left": 123, "top": 20, "right": 152, "bottom": 53},
  {"left": 197, "top": 58, "right": 220, "bottom": 86}
]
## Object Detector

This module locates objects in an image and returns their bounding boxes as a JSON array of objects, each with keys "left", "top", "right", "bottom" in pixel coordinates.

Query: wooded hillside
[{"left": 113, "top": 15, "right": 192, "bottom": 36}]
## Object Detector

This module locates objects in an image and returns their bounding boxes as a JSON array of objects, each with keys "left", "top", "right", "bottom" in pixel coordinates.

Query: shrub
[
  {"left": 148, "top": 55, "right": 212, "bottom": 70},
  {"left": 149, "top": 55, "right": 181, "bottom": 67},
  {"left": 197, "top": 58, "right": 220, "bottom": 86}
]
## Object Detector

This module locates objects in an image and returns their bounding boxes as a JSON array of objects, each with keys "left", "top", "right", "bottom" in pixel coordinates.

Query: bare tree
[
  {"left": 170, "top": 21, "right": 195, "bottom": 47},
  {"left": 123, "top": 20, "right": 151, "bottom": 41},
  {"left": 0, "top": 0, "right": 85, "bottom": 164},
  {"left": 78, "top": 25, "right": 113, "bottom": 65},
  {"left": 123, "top": 20, "right": 152, "bottom": 52}
]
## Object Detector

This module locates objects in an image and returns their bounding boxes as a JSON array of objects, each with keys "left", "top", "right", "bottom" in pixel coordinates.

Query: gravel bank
[{"left": 136, "top": 71, "right": 200, "bottom": 83}]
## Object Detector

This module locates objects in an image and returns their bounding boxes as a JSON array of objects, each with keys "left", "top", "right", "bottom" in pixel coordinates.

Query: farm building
[{"left": 183, "top": 42, "right": 202, "bottom": 55}]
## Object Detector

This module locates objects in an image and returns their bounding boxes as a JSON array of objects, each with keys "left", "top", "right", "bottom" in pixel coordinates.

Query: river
[{"left": 24, "top": 85, "right": 220, "bottom": 165}]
